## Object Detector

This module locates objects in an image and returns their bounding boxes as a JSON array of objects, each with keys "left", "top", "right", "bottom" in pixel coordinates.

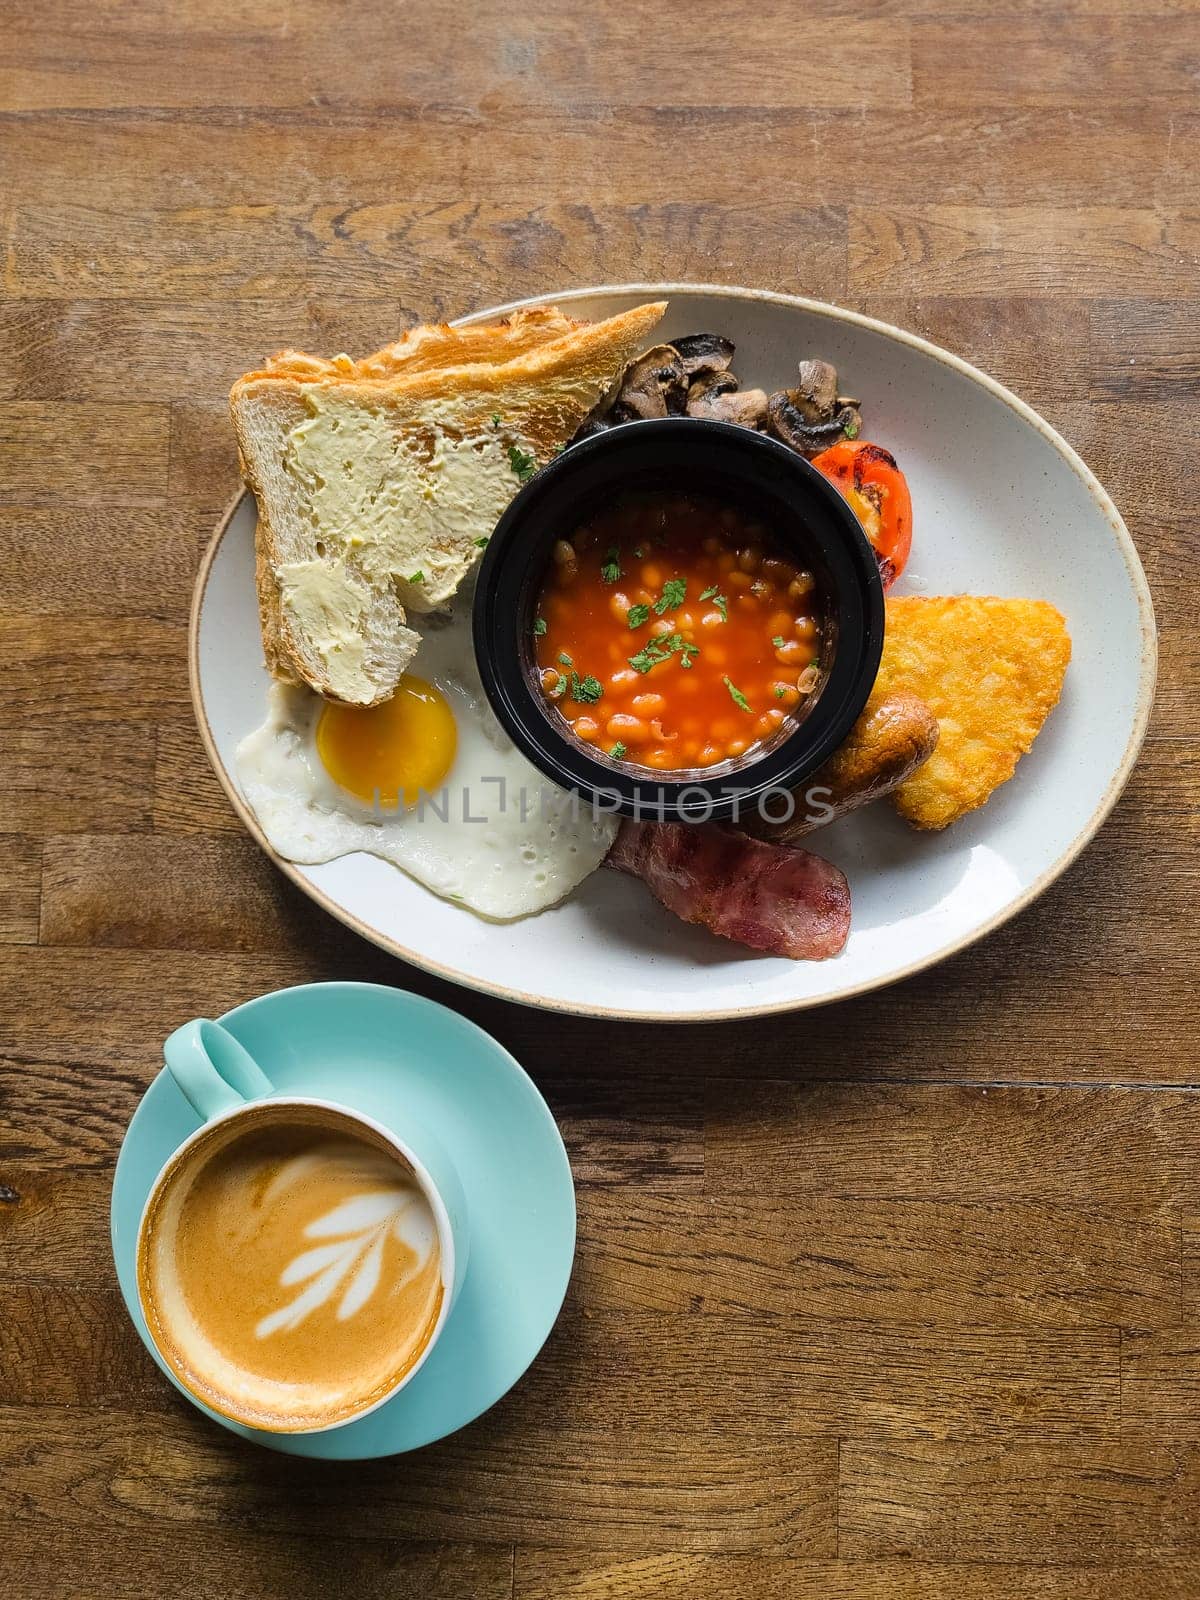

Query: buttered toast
[{"left": 231, "top": 301, "right": 666, "bottom": 706}]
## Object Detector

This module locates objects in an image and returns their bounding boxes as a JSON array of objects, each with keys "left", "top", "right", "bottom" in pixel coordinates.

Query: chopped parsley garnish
[
  {"left": 600, "top": 545, "right": 622, "bottom": 583},
  {"left": 654, "top": 577, "right": 687, "bottom": 615},
  {"left": 626, "top": 602, "right": 651, "bottom": 629},
  {"left": 628, "top": 643, "right": 662, "bottom": 674},
  {"left": 772, "top": 635, "right": 787, "bottom": 648},
  {"left": 507, "top": 443, "right": 536, "bottom": 482},
  {"left": 557, "top": 651, "right": 573, "bottom": 667},
  {"left": 724, "top": 676, "right": 752, "bottom": 713},
  {"left": 774, "top": 685, "right": 787, "bottom": 700},
  {"left": 491, "top": 412, "right": 502, "bottom": 428},
  {"left": 633, "top": 545, "right": 645, "bottom": 559},
  {"left": 474, "top": 536, "right": 489, "bottom": 548},
  {"left": 408, "top": 570, "right": 425, "bottom": 584},
  {"left": 628, "top": 633, "right": 700, "bottom": 675},
  {"left": 699, "top": 584, "right": 728, "bottom": 622},
  {"left": 610, "top": 741, "right": 627, "bottom": 759},
  {"left": 843, "top": 415, "right": 860, "bottom": 440},
  {"left": 533, "top": 616, "right": 548, "bottom": 637},
  {"left": 569, "top": 673, "right": 604, "bottom": 704}
]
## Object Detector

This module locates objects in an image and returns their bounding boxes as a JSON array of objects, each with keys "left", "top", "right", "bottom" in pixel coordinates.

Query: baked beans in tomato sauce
[{"left": 533, "top": 490, "right": 823, "bottom": 771}]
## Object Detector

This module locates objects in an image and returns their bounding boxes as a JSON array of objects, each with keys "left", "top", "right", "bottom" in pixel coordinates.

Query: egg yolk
[{"left": 316, "top": 675, "right": 457, "bottom": 809}]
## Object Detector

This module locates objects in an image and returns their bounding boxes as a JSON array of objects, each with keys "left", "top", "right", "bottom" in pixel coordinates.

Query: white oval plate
[{"left": 192, "top": 284, "right": 1156, "bottom": 1021}]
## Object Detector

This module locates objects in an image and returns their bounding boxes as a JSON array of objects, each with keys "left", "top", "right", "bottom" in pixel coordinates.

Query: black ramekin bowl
[{"left": 473, "top": 418, "right": 884, "bottom": 823}]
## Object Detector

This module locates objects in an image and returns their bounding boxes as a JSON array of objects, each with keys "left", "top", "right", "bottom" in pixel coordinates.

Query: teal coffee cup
[{"left": 134, "top": 1017, "right": 468, "bottom": 1434}]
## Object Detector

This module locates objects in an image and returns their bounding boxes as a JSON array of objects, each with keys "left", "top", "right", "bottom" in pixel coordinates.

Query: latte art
[
  {"left": 138, "top": 1106, "right": 445, "bottom": 1432},
  {"left": 255, "top": 1155, "right": 438, "bottom": 1339}
]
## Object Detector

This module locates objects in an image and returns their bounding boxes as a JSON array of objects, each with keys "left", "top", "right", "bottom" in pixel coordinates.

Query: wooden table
[{"left": 3, "top": 3, "right": 1198, "bottom": 1595}]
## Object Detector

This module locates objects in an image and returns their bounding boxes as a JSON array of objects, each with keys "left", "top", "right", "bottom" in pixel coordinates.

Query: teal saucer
[{"left": 110, "top": 982, "right": 575, "bottom": 1458}]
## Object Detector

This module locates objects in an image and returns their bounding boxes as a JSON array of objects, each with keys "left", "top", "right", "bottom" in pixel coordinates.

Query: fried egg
[{"left": 235, "top": 604, "right": 618, "bottom": 920}]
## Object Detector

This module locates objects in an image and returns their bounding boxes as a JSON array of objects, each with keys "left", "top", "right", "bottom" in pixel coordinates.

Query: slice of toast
[
  {"left": 231, "top": 302, "right": 665, "bottom": 706},
  {"left": 874, "top": 594, "right": 1070, "bottom": 828}
]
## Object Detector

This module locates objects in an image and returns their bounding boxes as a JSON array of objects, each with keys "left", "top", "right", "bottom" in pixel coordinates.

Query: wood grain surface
[{"left": 2, "top": 2, "right": 1198, "bottom": 1595}]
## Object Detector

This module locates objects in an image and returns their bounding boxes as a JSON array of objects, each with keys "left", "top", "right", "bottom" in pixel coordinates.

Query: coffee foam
[{"left": 138, "top": 1105, "right": 444, "bottom": 1432}]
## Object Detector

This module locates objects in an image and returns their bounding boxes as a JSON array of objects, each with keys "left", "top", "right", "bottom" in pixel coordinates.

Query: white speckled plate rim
[{"left": 189, "top": 283, "right": 1158, "bottom": 1022}]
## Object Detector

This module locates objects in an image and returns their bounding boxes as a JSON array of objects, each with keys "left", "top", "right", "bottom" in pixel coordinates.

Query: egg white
[{"left": 235, "top": 604, "right": 618, "bottom": 920}]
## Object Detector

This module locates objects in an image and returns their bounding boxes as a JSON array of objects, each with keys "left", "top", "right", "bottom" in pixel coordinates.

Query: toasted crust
[
  {"left": 231, "top": 301, "right": 666, "bottom": 704},
  {"left": 244, "top": 305, "right": 587, "bottom": 385},
  {"left": 874, "top": 595, "right": 1071, "bottom": 829}
]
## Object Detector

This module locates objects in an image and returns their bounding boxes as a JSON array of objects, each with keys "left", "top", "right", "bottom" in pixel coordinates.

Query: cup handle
[{"left": 163, "top": 1019, "right": 275, "bottom": 1122}]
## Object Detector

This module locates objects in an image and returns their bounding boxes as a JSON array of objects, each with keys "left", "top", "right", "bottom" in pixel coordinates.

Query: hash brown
[{"left": 874, "top": 595, "right": 1071, "bottom": 829}]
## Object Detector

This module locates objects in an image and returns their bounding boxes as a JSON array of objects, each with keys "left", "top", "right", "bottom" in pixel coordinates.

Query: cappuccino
[{"left": 138, "top": 1103, "right": 444, "bottom": 1432}]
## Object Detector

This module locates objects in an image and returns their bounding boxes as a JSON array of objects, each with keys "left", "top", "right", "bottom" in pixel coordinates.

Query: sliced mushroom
[
  {"left": 720, "top": 388, "right": 770, "bottom": 429},
  {"left": 686, "top": 370, "right": 768, "bottom": 428},
  {"left": 573, "top": 342, "right": 860, "bottom": 449},
  {"left": 671, "top": 332, "right": 736, "bottom": 382},
  {"left": 766, "top": 391, "right": 851, "bottom": 458},
  {"left": 664, "top": 373, "right": 690, "bottom": 415},
  {"left": 686, "top": 369, "right": 737, "bottom": 405},
  {"left": 794, "top": 359, "right": 839, "bottom": 419},
  {"left": 766, "top": 357, "right": 863, "bottom": 458},
  {"left": 612, "top": 344, "right": 686, "bottom": 420}
]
